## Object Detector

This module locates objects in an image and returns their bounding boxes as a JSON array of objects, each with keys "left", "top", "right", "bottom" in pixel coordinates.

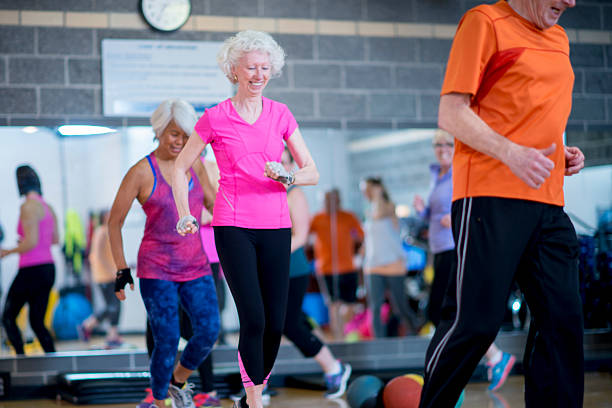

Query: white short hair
[
  {"left": 217, "top": 30, "right": 286, "bottom": 84},
  {"left": 150, "top": 99, "right": 197, "bottom": 138},
  {"left": 432, "top": 128, "right": 454, "bottom": 145}
]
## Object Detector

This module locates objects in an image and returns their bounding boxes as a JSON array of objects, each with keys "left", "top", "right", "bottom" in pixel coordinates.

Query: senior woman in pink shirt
[{"left": 172, "top": 30, "right": 319, "bottom": 408}]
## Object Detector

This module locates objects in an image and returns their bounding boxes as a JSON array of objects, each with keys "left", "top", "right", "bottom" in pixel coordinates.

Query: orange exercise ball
[{"left": 382, "top": 374, "right": 423, "bottom": 408}]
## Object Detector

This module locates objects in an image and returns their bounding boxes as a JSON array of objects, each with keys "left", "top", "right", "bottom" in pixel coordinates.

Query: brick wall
[{"left": 0, "top": 0, "right": 611, "bottom": 167}]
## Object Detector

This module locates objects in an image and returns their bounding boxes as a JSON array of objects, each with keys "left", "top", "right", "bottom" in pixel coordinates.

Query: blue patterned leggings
[{"left": 140, "top": 275, "right": 219, "bottom": 400}]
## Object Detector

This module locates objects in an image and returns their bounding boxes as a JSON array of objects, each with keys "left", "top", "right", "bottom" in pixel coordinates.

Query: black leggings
[
  {"left": 283, "top": 275, "right": 324, "bottom": 358},
  {"left": 3, "top": 263, "right": 56, "bottom": 354},
  {"left": 214, "top": 226, "right": 291, "bottom": 387},
  {"left": 95, "top": 282, "right": 121, "bottom": 326}
]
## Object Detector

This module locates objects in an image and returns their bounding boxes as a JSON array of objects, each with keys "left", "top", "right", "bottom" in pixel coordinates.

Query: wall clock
[{"left": 141, "top": 0, "right": 191, "bottom": 32}]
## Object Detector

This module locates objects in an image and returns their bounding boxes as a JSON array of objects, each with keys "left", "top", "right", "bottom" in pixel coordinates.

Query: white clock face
[{"left": 141, "top": 0, "right": 191, "bottom": 32}]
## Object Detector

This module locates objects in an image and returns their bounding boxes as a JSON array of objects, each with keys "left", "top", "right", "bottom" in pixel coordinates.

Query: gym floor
[{"left": 1, "top": 372, "right": 610, "bottom": 407}]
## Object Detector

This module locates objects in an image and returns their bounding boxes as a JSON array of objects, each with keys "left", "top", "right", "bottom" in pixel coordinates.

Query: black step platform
[{"left": 57, "top": 370, "right": 244, "bottom": 404}]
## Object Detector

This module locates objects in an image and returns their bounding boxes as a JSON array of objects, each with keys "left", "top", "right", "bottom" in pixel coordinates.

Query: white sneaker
[{"left": 167, "top": 382, "right": 195, "bottom": 408}]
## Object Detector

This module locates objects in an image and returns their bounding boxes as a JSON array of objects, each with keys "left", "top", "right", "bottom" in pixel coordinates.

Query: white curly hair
[{"left": 217, "top": 30, "right": 286, "bottom": 84}]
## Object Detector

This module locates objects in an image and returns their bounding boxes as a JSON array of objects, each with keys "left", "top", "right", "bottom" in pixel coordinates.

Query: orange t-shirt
[
  {"left": 309, "top": 210, "right": 364, "bottom": 275},
  {"left": 442, "top": 0, "right": 573, "bottom": 206}
]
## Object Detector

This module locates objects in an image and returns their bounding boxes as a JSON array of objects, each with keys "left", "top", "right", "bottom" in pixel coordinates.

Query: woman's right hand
[
  {"left": 413, "top": 195, "right": 425, "bottom": 213},
  {"left": 114, "top": 268, "right": 134, "bottom": 301}
]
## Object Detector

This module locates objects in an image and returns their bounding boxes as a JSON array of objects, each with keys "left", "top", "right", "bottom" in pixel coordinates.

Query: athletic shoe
[
  {"left": 324, "top": 362, "right": 352, "bottom": 399},
  {"left": 104, "top": 338, "right": 124, "bottom": 349},
  {"left": 168, "top": 382, "right": 196, "bottom": 408},
  {"left": 77, "top": 323, "right": 91, "bottom": 342},
  {"left": 487, "top": 352, "right": 516, "bottom": 391},
  {"left": 193, "top": 392, "right": 222, "bottom": 407},
  {"left": 230, "top": 385, "right": 271, "bottom": 405},
  {"left": 137, "top": 388, "right": 155, "bottom": 407},
  {"left": 137, "top": 397, "right": 175, "bottom": 408}
]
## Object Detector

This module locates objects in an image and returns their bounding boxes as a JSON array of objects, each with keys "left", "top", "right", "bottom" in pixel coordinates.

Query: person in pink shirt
[
  {"left": 172, "top": 30, "right": 319, "bottom": 408},
  {"left": 0, "top": 165, "right": 59, "bottom": 355}
]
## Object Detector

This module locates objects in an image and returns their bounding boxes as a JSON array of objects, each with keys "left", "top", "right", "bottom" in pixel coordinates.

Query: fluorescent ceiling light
[
  {"left": 57, "top": 125, "right": 116, "bottom": 136},
  {"left": 22, "top": 126, "right": 38, "bottom": 134},
  {"left": 348, "top": 129, "right": 435, "bottom": 153}
]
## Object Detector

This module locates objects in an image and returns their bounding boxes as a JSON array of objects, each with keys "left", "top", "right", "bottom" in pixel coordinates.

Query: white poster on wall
[{"left": 102, "top": 39, "right": 232, "bottom": 117}]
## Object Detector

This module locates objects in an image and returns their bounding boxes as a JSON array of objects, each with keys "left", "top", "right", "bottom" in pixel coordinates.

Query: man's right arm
[{"left": 438, "top": 93, "right": 556, "bottom": 190}]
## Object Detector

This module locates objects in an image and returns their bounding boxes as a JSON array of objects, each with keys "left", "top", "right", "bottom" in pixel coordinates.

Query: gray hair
[
  {"left": 432, "top": 128, "right": 454, "bottom": 145},
  {"left": 217, "top": 30, "right": 286, "bottom": 84},
  {"left": 150, "top": 99, "right": 197, "bottom": 138}
]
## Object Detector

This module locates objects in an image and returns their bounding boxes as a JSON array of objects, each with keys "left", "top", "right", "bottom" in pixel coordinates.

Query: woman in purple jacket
[{"left": 414, "top": 129, "right": 515, "bottom": 392}]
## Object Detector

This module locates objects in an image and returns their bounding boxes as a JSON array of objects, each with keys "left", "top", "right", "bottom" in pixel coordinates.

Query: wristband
[{"left": 114, "top": 268, "right": 134, "bottom": 292}]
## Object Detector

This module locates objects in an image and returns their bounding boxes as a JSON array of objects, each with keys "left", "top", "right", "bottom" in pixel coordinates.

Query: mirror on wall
[{"left": 0, "top": 125, "right": 610, "bottom": 355}]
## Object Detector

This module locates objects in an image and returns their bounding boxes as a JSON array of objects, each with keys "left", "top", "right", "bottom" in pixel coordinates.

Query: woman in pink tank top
[
  {"left": 109, "top": 100, "right": 220, "bottom": 408},
  {"left": 0, "top": 165, "right": 58, "bottom": 355},
  {"left": 172, "top": 30, "right": 319, "bottom": 408}
]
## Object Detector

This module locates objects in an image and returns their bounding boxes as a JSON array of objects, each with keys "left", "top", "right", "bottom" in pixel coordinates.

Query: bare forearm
[
  {"left": 173, "top": 132, "right": 205, "bottom": 219},
  {"left": 439, "top": 94, "right": 514, "bottom": 164},
  {"left": 172, "top": 168, "right": 192, "bottom": 218},
  {"left": 5, "top": 240, "right": 36, "bottom": 255},
  {"left": 204, "top": 198, "right": 215, "bottom": 215},
  {"left": 108, "top": 221, "right": 128, "bottom": 270},
  {"left": 439, "top": 93, "right": 557, "bottom": 189},
  {"left": 293, "top": 163, "right": 319, "bottom": 186}
]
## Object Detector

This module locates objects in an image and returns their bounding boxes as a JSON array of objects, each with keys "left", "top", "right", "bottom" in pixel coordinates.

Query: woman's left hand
[
  {"left": 440, "top": 214, "right": 452, "bottom": 229},
  {"left": 265, "top": 161, "right": 293, "bottom": 184},
  {"left": 0, "top": 249, "right": 10, "bottom": 259}
]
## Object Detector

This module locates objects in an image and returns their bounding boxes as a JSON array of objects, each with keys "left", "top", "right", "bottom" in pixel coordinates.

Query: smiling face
[
  {"left": 433, "top": 140, "right": 454, "bottom": 169},
  {"left": 157, "top": 119, "right": 189, "bottom": 159},
  {"left": 514, "top": 0, "right": 576, "bottom": 30},
  {"left": 232, "top": 50, "right": 271, "bottom": 97}
]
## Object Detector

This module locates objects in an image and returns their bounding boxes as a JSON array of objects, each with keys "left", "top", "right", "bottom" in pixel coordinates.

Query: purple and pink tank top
[
  {"left": 18, "top": 195, "right": 54, "bottom": 268},
  {"left": 137, "top": 153, "right": 211, "bottom": 282}
]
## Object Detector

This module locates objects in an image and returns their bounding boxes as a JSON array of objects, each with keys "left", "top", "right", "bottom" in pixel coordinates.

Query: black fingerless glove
[{"left": 114, "top": 268, "right": 134, "bottom": 293}]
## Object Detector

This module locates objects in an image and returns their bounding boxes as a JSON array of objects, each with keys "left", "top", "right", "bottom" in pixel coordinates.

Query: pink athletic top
[
  {"left": 194, "top": 97, "right": 298, "bottom": 229},
  {"left": 18, "top": 195, "right": 54, "bottom": 268},
  {"left": 137, "top": 154, "right": 211, "bottom": 282}
]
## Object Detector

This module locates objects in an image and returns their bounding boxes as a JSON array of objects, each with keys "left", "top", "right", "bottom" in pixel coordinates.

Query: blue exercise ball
[
  {"left": 347, "top": 375, "right": 384, "bottom": 408},
  {"left": 52, "top": 292, "right": 92, "bottom": 340}
]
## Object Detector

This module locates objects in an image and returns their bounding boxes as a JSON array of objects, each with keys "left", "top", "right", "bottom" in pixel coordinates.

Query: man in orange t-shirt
[
  {"left": 310, "top": 189, "right": 364, "bottom": 339},
  {"left": 420, "top": 1, "right": 585, "bottom": 407}
]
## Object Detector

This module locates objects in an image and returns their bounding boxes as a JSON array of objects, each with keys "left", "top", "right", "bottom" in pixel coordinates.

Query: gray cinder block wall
[{"left": 0, "top": 0, "right": 611, "bottom": 167}]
